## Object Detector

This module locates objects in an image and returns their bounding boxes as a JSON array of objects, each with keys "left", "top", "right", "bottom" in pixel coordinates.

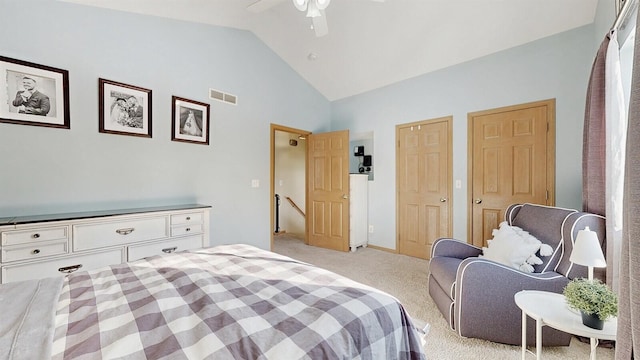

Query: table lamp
[{"left": 569, "top": 226, "right": 606, "bottom": 281}]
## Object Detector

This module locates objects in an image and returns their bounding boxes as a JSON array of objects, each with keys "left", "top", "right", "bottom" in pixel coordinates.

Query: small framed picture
[
  {"left": 0, "top": 56, "right": 70, "bottom": 129},
  {"left": 99, "top": 78, "right": 152, "bottom": 138},
  {"left": 171, "top": 96, "right": 210, "bottom": 145}
]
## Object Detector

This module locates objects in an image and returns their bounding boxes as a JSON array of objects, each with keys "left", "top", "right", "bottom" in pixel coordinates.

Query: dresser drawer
[
  {"left": 1, "top": 226, "right": 69, "bottom": 246},
  {"left": 1, "top": 248, "right": 124, "bottom": 283},
  {"left": 127, "top": 235, "right": 203, "bottom": 262},
  {"left": 73, "top": 216, "right": 168, "bottom": 251},
  {"left": 170, "top": 224, "right": 203, "bottom": 237},
  {"left": 2, "top": 239, "right": 69, "bottom": 263},
  {"left": 170, "top": 212, "right": 203, "bottom": 225}
]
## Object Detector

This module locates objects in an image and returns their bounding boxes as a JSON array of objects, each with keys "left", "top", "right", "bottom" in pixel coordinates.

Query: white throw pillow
[{"left": 480, "top": 221, "right": 552, "bottom": 273}]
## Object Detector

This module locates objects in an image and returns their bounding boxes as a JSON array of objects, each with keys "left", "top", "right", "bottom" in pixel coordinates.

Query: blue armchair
[{"left": 427, "top": 203, "right": 606, "bottom": 346}]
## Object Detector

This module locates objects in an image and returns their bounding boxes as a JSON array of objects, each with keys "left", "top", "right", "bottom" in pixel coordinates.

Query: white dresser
[
  {"left": 349, "top": 174, "right": 369, "bottom": 252},
  {"left": 0, "top": 204, "right": 210, "bottom": 283}
]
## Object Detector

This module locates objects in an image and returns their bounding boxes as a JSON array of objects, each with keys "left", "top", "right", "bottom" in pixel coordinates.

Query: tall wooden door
[
  {"left": 307, "top": 130, "right": 350, "bottom": 252},
  {"left": 468, "top": 99, "right": 555, "bottom": 247},
  {"left": 397, "top": 117, "right": 452, "bottom": 259}
]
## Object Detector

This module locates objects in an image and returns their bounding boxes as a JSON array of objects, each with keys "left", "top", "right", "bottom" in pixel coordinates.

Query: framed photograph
[
  {"left": 171, "top": 96, "right": 210, "bottom": 145},
  {"left": 0, "top": 56, "right": 70, "bottom": 129},
  {"left": 99, "top": 78, "right": 152, "bottom": 137}
]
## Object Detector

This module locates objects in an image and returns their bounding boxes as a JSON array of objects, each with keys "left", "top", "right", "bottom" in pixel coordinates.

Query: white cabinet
[
  {"left": 349, "top": 174, "right": 369, "bottom": 252},
  {"left": 0, "top": 204, "right": 210, "bottom": 283}
]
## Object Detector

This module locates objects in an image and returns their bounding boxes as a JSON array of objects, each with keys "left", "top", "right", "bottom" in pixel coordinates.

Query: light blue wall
[
  {"left": 331, "top": 25, "right": 595, "bottom": 247},
  {"left": 595, "top": 0, "right": 616, "bottom": 42},
  {"left": 0, "top": 1, "right": 330, "bottom": 249},
  {"left": 0, "top": 1, "right": 609, "bottom": 252}
]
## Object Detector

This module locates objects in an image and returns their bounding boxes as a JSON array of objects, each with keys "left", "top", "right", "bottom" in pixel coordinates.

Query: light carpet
[{"left": 272, "top": 234, "right": 614, "bottom": 360}]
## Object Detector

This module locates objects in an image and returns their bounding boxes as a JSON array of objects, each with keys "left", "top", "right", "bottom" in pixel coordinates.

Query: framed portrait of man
[{"left": 0, "top": 56, "right": 70, "bottom": 129}]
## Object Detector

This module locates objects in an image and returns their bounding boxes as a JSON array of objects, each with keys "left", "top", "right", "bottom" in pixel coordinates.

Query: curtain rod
[{"left": 613, "top": 0, "right": 639, "bottom": 31}]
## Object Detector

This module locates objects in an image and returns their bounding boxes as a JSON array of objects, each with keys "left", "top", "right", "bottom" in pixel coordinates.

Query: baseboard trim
[{"left": 366, "top": 244, "right": 397, "bottom": 253}]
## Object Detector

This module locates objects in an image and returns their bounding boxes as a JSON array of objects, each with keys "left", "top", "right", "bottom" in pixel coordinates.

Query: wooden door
[
  {"left": 468, "top": 99, "right": 555, "bottom": 247},
  {"left": 307, "top": 130, "right": 350, "bottom": 252},
  {"left": 397, "top": 117, "right": 452, "bottom": 259}
]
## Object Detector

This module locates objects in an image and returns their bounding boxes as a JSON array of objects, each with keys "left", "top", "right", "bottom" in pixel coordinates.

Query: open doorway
[{"left": 270, "top": 124, "right": 310, "bottom": 249}]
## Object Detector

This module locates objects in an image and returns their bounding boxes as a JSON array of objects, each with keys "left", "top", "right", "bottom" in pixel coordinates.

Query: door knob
[
  {"left": 474, "top": 198, "right": 482, "bottom": 204},
  {"left": 343, "top": 194, "right": 349, "bottom": 199},
  {"left": 440, "top": 198, "right": 447, "bottom": 202}
]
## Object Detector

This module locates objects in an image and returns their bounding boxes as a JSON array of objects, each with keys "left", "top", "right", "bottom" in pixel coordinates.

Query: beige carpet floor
[{"left": 272, "top": 234, "right": 615, "bottom": 360}]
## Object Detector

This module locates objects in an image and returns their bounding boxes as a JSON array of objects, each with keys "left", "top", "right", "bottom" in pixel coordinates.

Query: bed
[{"left": 1, "top": 244, "right": 426, "bottom": 359}]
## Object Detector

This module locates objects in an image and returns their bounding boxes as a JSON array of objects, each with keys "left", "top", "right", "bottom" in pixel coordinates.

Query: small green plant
[{"left": 563, "top": 278, "right": 618, "bottom": 321}]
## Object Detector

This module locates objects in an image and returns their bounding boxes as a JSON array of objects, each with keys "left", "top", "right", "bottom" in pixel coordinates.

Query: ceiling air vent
[{"left": 209, "top": 88, "right": 238, "bottom": 106}]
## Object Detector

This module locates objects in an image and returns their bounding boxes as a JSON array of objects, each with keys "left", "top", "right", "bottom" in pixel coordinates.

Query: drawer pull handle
[
  {"left": 185, "top": 227, "right": 191, "bottom": 232},
  {"left": 32, "top": 233, "right": 40, "bottom": 239},
  {"left": 58, "top": 264, "right": 83, "bottom": 274},
  {"left": 116, "top": 228, "right": 135, "bottom": 235},
  {"left": 32, "top": 249, "right": 41, "bottom": 255},
  {"left": 162, "top": 247, "right": 178, "bottom": 254},
  {"left": 186, "top": 216, "right": 191, "bottom": 221}
]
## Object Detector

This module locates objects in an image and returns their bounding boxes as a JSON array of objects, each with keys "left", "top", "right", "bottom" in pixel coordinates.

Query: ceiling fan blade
[
  {"left": 247, "top": 0, "right": 287, "bottom": 13},
  {"left": 312, "top": 11, "right": 328, "bottom": 37}
]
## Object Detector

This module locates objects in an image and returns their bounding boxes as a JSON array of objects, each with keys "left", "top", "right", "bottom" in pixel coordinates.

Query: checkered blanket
[{"left": 51, "top": 244, "right": 426, "bottom": 359}]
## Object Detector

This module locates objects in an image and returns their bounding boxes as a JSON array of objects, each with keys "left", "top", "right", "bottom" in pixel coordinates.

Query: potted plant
[{"left": 563, "top": 278, "right": 618, "bottom": 330}]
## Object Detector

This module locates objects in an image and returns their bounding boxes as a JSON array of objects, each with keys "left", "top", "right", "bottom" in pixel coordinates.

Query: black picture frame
[
  {"left": 171, "top": 96, "right": 210, "bottom": 145},
  {"left": 0, "top": 56, "right": 70, "bottom": 129},
  {"left": 99, "top": 78, "right": 152, "bottom": 138}
]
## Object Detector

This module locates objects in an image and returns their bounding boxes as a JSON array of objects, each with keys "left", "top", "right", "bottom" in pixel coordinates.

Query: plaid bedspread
[{"left": 51, "top": 244, "right": 426, "bottom": 359}]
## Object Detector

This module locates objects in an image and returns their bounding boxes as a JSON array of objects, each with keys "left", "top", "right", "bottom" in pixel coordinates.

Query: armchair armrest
[
  {"left": 431, "top": 238, "right": 482, "bottom": 259},
  {"left": 454, "top": 258, "right": 570, "bottom": 345}
]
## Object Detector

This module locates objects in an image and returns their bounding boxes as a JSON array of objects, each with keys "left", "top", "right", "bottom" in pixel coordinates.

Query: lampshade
[
  {"left": 570, "top": 226, "right": 607, "bottom": 268},
  {"left": 316, "top": 0, "right": 331, "bottom": 10},
  {"left": 292, "top": 0, "right": 330, "bottom": 16},
  {"left": 293, "top": 0, "right": 307, "bottom": 11}
]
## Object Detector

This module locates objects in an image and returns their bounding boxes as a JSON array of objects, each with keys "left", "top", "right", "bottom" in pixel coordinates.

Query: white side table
[{"left": 514, "top": 290, "right": 616, "bottom": 360}]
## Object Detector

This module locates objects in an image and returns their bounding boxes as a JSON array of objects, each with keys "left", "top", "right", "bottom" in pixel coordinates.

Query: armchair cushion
[
  {"left": 429, "top": 256, "right": 464, "bottom": 299},
  {"left": 508, "top": 204, "right": 578, "bottom": 272}
]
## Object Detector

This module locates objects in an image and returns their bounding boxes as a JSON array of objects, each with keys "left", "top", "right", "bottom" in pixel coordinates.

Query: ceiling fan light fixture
[
  {"left": 316, "top": 0, "right": 331, "bottom": 10},
  {"left": 306, "top": 1, "right": 321, "bottom": 17},
  {"left": 293, "top": 0, "right": 308, "bottom": 11}
]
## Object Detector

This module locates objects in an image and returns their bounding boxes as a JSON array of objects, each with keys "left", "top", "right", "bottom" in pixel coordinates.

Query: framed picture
[
  {"left": 0, "top": 56, "right": 70, "bottom": 129},
  {"left": 99, "top": 78, "right": 152, "bottom": 137},
  {"left": 171, "top": 96, "right": 210, "bottom": 145}
]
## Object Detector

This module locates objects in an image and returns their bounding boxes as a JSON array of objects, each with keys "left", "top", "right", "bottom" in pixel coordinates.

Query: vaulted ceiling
[{"left": 62, "top": 0, "right": 599, "bottom": 100}]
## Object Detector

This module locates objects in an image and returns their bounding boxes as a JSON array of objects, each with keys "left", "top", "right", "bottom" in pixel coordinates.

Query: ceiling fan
[{"left": 247, "top": 0, "right": 384, "bottom": 38}]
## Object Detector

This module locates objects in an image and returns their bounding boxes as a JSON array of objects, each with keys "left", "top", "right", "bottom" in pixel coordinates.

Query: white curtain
[
  {"left": 616, "top": 6, "right": 640, "bottom": 354},
  {"left": 605, "top": 30, "right": 627, "bottom": 293}
]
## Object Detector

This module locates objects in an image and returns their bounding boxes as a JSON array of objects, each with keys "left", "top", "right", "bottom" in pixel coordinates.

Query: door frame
[
  {"left": 466, "top": 99, "right": 556, "bottom": 244},
  {"left": 395, "top": 116, "right": 453, "bottom": 258},
  {"left": 270, "top": 123, "right": 311, "bottom": 250}
]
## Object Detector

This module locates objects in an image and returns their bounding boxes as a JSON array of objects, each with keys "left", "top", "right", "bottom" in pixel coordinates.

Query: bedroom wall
[
  {"left": 330, "top": 25, "right": 595, "bottom": 248},
  {"left": 594, "top": 0, "right": 616, "bottom": 42},
  {"left": 0, "top": 1, "right": 330, "bottom": 249}
]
